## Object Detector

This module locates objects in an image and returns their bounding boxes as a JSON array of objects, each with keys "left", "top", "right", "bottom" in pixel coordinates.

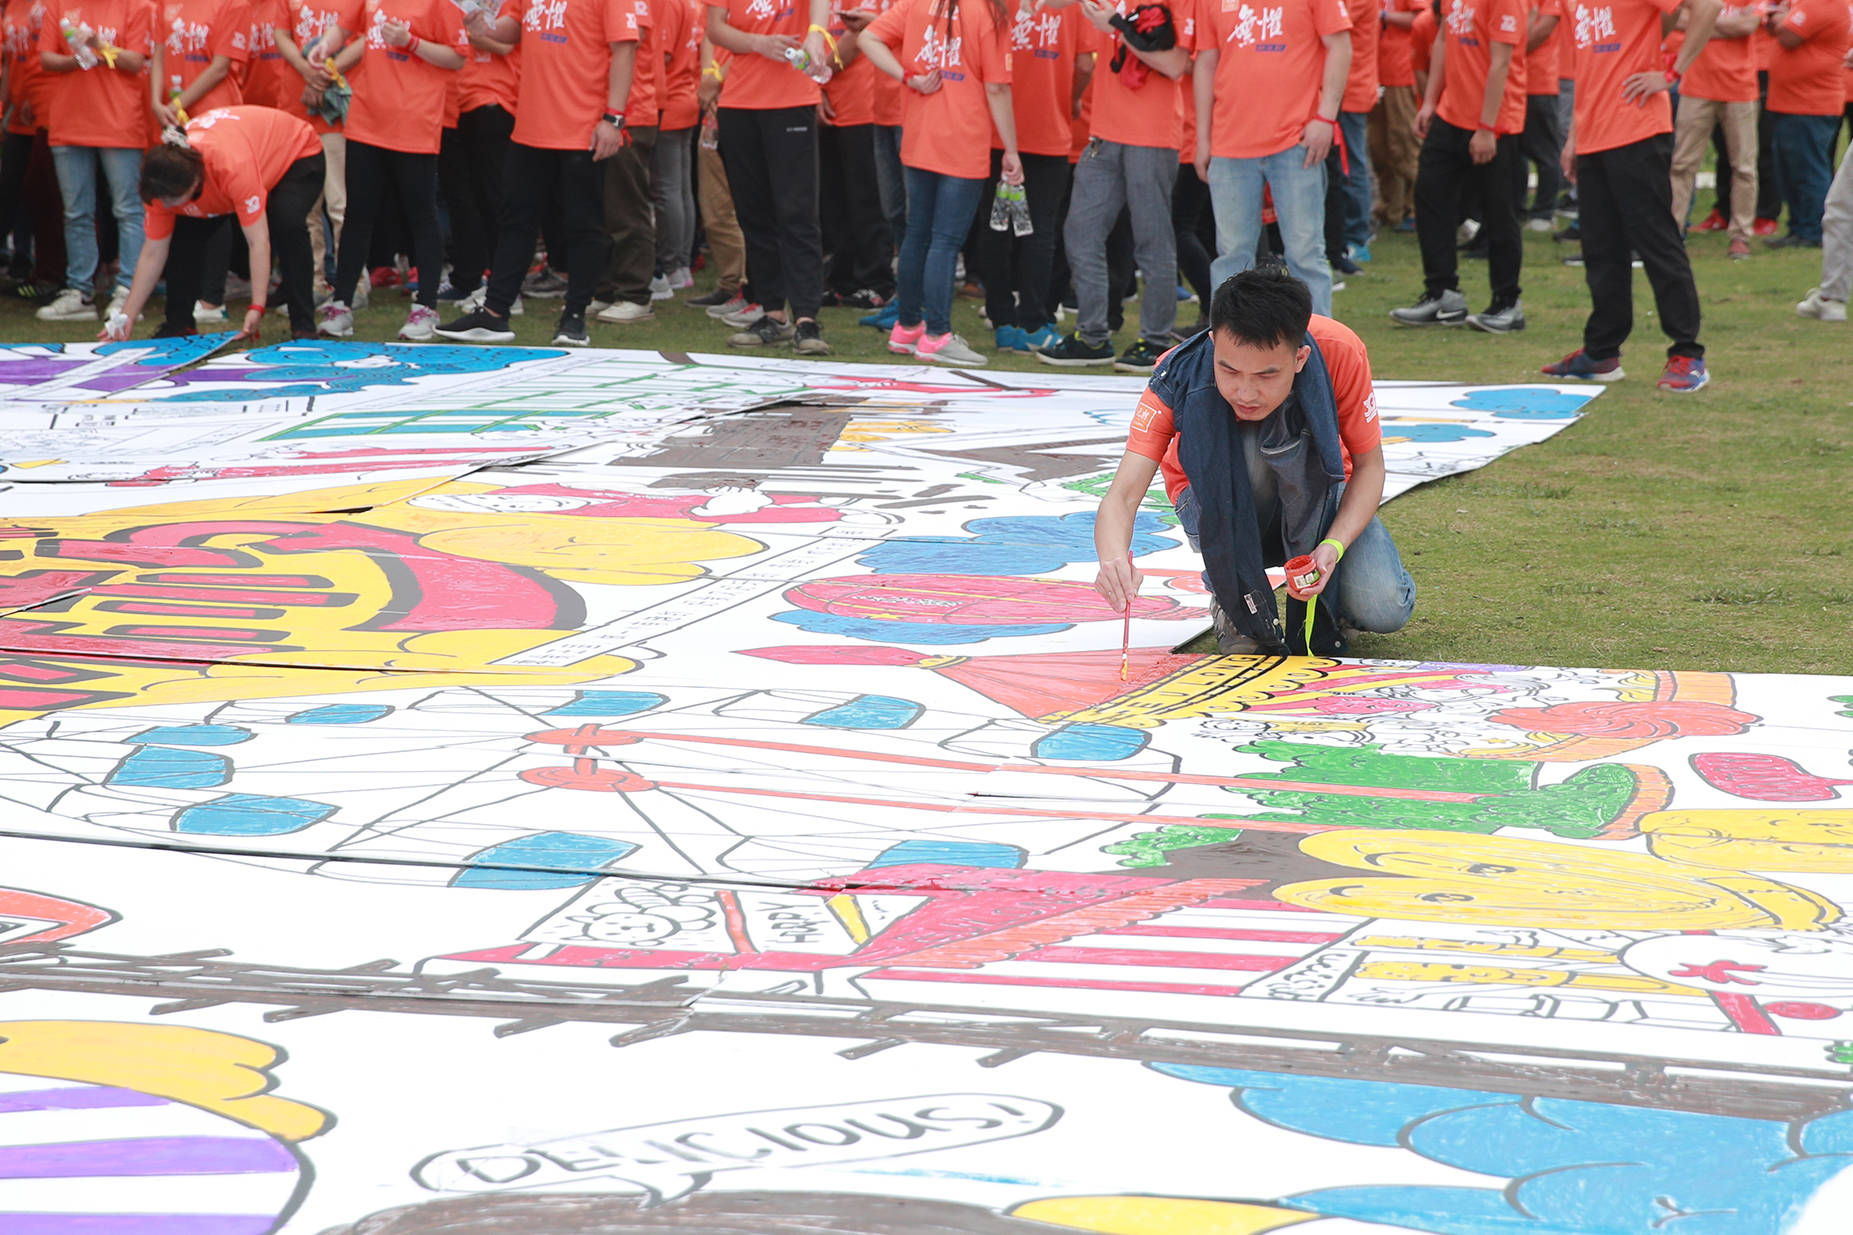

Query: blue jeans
[
  {"left": 50, "top": 144, "right": 143, "bottom": 296},
  {"left": 897, "top": 165, "right": 985, "bottom": 336},
  {"left": 1339, "top": 110, "right": 1373, "bottom": 250},
  {"left": 873, "top": 124, "right": 907, "bottom": 249},
  {"left": 1207, "top": 148, "right": 1333, "bottom": 316},
  {"left": 1771, "top": 110, "right": 1840, "bottom": 244},
  {"left": 1173, "top": 434, "right": 1415, "bottom": 634}
]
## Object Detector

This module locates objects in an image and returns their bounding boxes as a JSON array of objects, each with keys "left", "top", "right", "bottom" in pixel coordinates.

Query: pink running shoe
[{"left": 888, "top": 321, "right": 926, "bottom": 354}]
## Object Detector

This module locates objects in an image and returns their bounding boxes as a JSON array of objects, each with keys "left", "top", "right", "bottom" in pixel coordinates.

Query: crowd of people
[{"left": 0, "top": 0, "right": 1849, "bottom": 375}]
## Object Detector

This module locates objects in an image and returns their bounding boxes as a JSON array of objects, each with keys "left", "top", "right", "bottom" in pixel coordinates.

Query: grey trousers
[
  {"left": 653, "top": 126, "right": 696, "bottom": 274},
  {"left": 1062, "top": 138, "right": 1178, "bottom": 347},
  {"left": 1822, "top": 143, "right": 1853, "bottom": 302}
]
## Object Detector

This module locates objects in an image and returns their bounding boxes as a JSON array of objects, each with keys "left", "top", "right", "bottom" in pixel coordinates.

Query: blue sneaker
[
  {"left": 1022, "top": 324, "right": 1061, "bottom": 352},
  {"left": 1541, "top": 348, "right": 1625, "bottom": 382},
  {"left": 1393, "top": 217, "right": 1416, "bottom": 233},
  {"left": 1347, "top": 242, "right": 1372, "bottom": 263},
  {"left": 1656, "top": 354, "right": 1709, "bottom": 393},
  {"left": 995, "top": 325, "right": 1030, "bottom": 352},
  {"left": 861, "top": 301, "right": 899, "bottom": 330}
]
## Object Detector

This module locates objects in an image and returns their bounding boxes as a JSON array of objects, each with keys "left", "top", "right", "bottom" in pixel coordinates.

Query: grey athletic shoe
[
  {"left": 1389, "top": 288, "right": 1468, "bottom": 325},
  {"left": 1466, "top": 300, "right": 1526, "bottom": 333}
]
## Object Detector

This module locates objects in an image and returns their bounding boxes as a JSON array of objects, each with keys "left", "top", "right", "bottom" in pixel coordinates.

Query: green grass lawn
[{"left": 3, "top": 218, "right": 1849, "bottom": 675}]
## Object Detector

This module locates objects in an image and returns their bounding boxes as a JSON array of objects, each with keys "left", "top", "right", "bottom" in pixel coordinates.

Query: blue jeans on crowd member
[
  {"left": 1172, "top": 429, "right": 1416, "bottom": 634},
  {"left": 50, "top": 145, "right": 143, "bottom": 297},
  {"left": 897, "top": 165, "right": 985, "bottom": 337},
  {"left": 1771, "top": 111, "right": 1841, "bottom": 243},
  {"left": 1207, "top": 148, "right": 1333, "bottom": 316},
  {"left": 1338, "top": 110, "right": 1374, "bottom": 251},
  {"left": 873, "top": 125, "right": 908, "bottom": 256}
]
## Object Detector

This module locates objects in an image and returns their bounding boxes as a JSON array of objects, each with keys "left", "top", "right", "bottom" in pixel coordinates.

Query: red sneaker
[
  {"left": 1753, "top": 217, "right": 1779, "bottom": 237},
  {"left": 1693, "top": 208, "right": 1728, "bottom": 233},
  {"left": 1657, "top": 355, "right": 1710, "bottom": 393},
  {"left": 369, "top": 265, "right": 401, "bottom": 289}
]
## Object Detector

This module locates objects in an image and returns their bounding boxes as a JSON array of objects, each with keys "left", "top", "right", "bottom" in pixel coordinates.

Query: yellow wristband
[
  {"left": 1319, "top": 537, "right": 1346, "bottom": 562},
  {"left": 702, "top": 63, "right": 724, "bottom": 80},
  {"left": 807, "top": 22, "right": 838, "bottom": 52}
]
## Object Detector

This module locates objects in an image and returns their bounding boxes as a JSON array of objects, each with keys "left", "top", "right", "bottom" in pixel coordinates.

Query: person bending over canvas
[{"left": 1092, "top": 267, "right": 1415, "bottom": 656}]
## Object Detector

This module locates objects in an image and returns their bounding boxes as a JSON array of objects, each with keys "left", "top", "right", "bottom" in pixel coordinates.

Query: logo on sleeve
[{"left": 245, "top": 194, "right": 262, "bottom": 214}]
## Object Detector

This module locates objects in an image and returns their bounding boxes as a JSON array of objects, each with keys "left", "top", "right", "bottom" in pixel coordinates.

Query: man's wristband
[
  {"left": 1319, "top": 537, "right": 1346, "bottom": 561},
  {"left": 248, "top": 303, "right": 266, "bottom": 314},
  {"left": 405, "top": 34, "right": 421, "bottom": 53},
  {"left": 602, "top": 111, "right": 625, "bottom": 127},
  {"left": 1314, "top": 111, "right": 1337, "bottom": 124}
]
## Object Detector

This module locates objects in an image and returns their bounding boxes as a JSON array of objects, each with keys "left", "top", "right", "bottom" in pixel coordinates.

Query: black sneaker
[
  {"left": 1114, "top": 338, "right": 1167, "bottom": 373},
  {"left": 434, "top": 307, "right": 516, "bottom": 343},
  {"left": 1035, "top": 333, "right": 1115, "bottom": 367},
  {"left": 729, "top": 314, "right": 796, "bottom": 347},
  {"left": 840, "top": 288, "right": 888, "bottom": 311},
  {"left": 552, "top": 311, "right": 589, "bottom": 346},
  {"left": 687, "top": 286, "right": 737, "bottom": 307},
  {"left": 1332, "top": 254, "right": 1363, "bottom": 276},
  {"left": 793, "top": 318, "right": 831, "bottom": 355}
]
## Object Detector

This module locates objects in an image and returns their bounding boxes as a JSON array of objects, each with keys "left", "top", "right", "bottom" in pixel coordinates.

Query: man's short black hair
[{"left": 1208, "top": 269, "right": 1314, "bottom": 350}]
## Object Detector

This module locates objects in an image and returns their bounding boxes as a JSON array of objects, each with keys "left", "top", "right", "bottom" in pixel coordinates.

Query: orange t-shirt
[
  {"left": 337, "top": 0, "right": 466, "bottom": 152},
  {"left": 1090, "top": 0, "right": 1194, "bottom": 150},
  {"left": 281, "top": 0, "right": 345, "bottom": 129},
  {"left": 143, "top": 103, "right": 320, "bottom": 236},
  {"left": 708, "top": 0, "right": 817, "bottom": 108},
  {"left": 1379, "top": 0, "right": 1415, "bottom": 85},
  {"left": 1202, "top": 0, "right": 1349, "bottom": 159},
  {"left": 510, "top": 0, "right": 636, "bottom": 147},
  {"left": 3, "top": 0, "right": 50, "bottom": 132},
  {"left": 1126, "top": 315, "right": 1379, "bottom": 504},
  {"left": 1342, "top": 0, "right": 1380, "bottom": 109},
  {"left": 1767, "top": 0, "right": 1850, "bottom": 113},
  {"left": 865, "top": 0, "right": 904, "bottom": 119},
  {"left": 161, "top": 0, "right": 249, "bottom": 112},
  {"left": 1410, "top": 2, "right": 1434, "bottom": 72},
  {"left": 867, "top": 0, "right": 1010, "bottom": 176},
  {"left": 457, "top": 0, "right": 518, "bottom": 111},
  {"left": 1437, "top": 0, "right": 1526, "bottom": 132},
  {"left": 996, "top": 0, "right": 1082, "bottom": 155},
  {"left": 1068, "top": 68, "right": 1088, "bottom": 155},
  {"left": 1566, "top": 0, "right": 1680, "bottom": 153},
  {"left": 1524, "top": 0, "right": 1561, "bottom": 91},
  {"left": 1681, "top": 1, "right": 1755, "bottom": 99},
  {"left": 241, "top": 0, "right": 295, "bottom": 104},
  {"left": 657, "top": 0, "right": 697, "bottom": 126},
  {"left": 40, "top": 0, "right": 154, "bottom": 146},
  {"left": 618, "top": 0, "right": 657, "bottom": 124},
  {"left": 821, "top": 0, "right": 873, "bottom": 125}
]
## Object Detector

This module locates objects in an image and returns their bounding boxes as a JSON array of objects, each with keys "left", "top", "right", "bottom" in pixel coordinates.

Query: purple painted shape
[
  {"left": 0, "top": 1214, "right": 279, "bottom": 1234},
  {"left": 0, "top": 1088, "right": 171, "bottom": 1116},
  {"left": 0, "top": 358, "right": 83, "bottom": 386},
  {"left": 0, "top": 1137, "right": 297, "bottom": 1179}
]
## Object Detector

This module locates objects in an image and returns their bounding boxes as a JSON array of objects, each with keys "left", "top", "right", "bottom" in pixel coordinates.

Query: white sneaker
[
  {"left": 36, "top": 287, "right": 95, "bottom": 321},
  {"left": 587, "top": 298, "right": 612, "bottom": 314},
  {"left": 318, "top": 300, "right": 354, "bottom": 338},
  {"left": 1526, "top": 217, "right": 1553, "bottom": 232},
  {"left": 457, "top": 286, "right": 486, "bottom": 313},
  {"left": 509, "top": 294, "right": 524, "bottom": 317},
  {"left": 649, "top": 274, "right": 674, "bottom": 300},
  {"left": 353, "top": 282, "right": 371, "bottom": 310},
  {"left": 597, "top": 299, "right": 656, "bottom": 324},
  {"left": 670, "top": 266, "right": 694, "bottom": 289},
  {"left": 706, "top": 294, "right": 749, "bottom": 320},
  {"left": 1796, "top": 287, "right": 1848, "bottom": 322},
  {"left": 194, "top": 301, "right": 228, "bottom": 324},
  {"left": 916, "top": 332, "right": 987, "bottom": 367},
  {"left": 720, "top": 301, "right": 765, "bottom": 328},
  {"left": 399, "top": 304, "right": 440, "bottom": 341}
]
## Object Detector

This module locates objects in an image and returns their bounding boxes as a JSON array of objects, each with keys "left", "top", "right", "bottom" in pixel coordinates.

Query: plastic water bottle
[
  {"left": 1009, "top": 183, "right": 1032, "bottom": 237},
  {"left": 988, "top": 179, "right": 1013, "bottom": 232},
  {"left": 64, "top": 21, "right": 98, "bottom": 68},
  {"left": 783, "top": 43, "right": 830, "bottom": 83}
]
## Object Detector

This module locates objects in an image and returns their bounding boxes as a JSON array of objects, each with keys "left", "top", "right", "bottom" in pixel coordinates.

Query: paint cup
[{"left": 1285, "top": 554, "right": 1320, "bottom": 592}]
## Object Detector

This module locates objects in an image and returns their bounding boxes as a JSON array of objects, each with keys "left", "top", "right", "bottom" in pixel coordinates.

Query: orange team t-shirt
[
  {"left": 161, "top": 0, "right": 250, "bottom": 113},
  {"left": 709, "top": 0, "right": 817, "bottom": 108},
  {"left": 1682, "top": 0, "right": 1756, "bottom": 99},
  {"left": 1410, "top": 2, "right": 1434, "bottom": 73},
  {"left": 1767, "top": 0, "right": 1850, "bottom": 113},
  {"left": 282, "top": 0, "right": 346, "bottom": 129},
  {"left": 867, "top": 0, "right": 1010, "bottom": 176},
  {"left": 1379, "top": 0, "right": 1415, "bottom": 85},
  {"left": 1090, "top": 0, "right": 1194, "bottom": 149},
  {"left": 143, "top": 104, "right": 320, "bottom": 236},
  {"left": 1524, "top": 0, "right": 1561, "bottom": 92},
  {"left": 1565, "top": 0, "right": 1679, "bottom": 152},
  {"left": 1342, "top": 0, "right": 1379, "bottom": 109},
  {"left": 1178, "top": 63, "right": 1194, "bottom": 159},
  {"left": 619, "top": 0, "right": 657, "bottom": 125},
  {"left": 1437, "top": 0, "right": 1526, "bottom": 132},
  {"left": 1127, "top": 316, "right": 1381, "bottom": 504},
  {"left": 336, "top": 0, "right": 466, "bottom": 152},
  {"left": 510, "top": 0, "right": 636, "bottom": 147},
  {"left": 457, "top": 0, "right": 518, "bottom": 111},
  {"left": 821, "top": 0, "right": 873, "bottom": 125},
  {"left": 1554, "top": 0, "right": 1571, "bottom": 73},
  {"left": 657, "top": 0, "right": 697, "bottom": 126},
  {"left": 1203, "top": 0, "right": 1350, "bottom": 159},
  {"left": 3, "top": 0, "right": 49, "bottom": 133},
  {"left": 241, "top": 0, "right": 295, "bottom": 105},
  {"left": 1068, "top": 70, "right": 1089, "bottom": 155},
  {"left": 40, "top": 0, "right": 154, "bottom": 146},
  {"left": 997, "top": 0, "right": 1082, "bottom": 155}
]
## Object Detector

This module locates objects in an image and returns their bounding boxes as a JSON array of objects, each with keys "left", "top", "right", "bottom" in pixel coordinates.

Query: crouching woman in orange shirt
[{"left": 101, "top": 104, "right": 326, "bottom": 340}]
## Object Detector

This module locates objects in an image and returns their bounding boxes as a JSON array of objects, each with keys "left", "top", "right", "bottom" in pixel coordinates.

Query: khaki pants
[
  {"left": 308, "top": 130, "right": 346, "bottom": 296},
  {"left": 696, "top": 128, "right": 745, "bottom": 296},
  {"left": 1369, "top": 85, "right": 1420, "bottom": 224},
  {"left": 1671, "top": 95, "right": 1756, "bottom": 244}
]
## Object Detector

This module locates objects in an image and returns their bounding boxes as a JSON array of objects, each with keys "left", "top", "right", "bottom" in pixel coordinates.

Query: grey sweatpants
[
  {"left": 1062, "top": 138, "right": 1178, "bottom": 347},
  {"left": 1821, "top": 143, "right": 1853, "bottom": 303}
]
